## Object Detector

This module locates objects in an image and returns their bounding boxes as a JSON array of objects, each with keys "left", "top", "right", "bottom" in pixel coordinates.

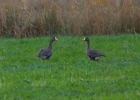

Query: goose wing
[
  {"left": 38, "top": 48, "right": 52, "bottom": 58},
  {"left": 87, "top": 49, "right": 105, "bottom": 57}
]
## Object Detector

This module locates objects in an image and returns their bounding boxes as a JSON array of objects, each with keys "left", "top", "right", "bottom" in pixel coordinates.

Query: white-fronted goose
[
  {"left": 38, "top": 37, "right": 58, "bottom": 61},
  {"left": 83, "top": 37, "right": 105, "bottom": 61}
]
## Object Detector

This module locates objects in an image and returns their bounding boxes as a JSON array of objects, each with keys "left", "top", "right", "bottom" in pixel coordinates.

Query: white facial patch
[
  {"left": 83, "top": 38, "right": 85, "bottom": 40},
  {"left": 55, "top": 37, "right": 58, "bottom": 40}
]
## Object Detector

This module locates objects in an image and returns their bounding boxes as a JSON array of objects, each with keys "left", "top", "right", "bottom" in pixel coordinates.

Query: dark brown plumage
[
  {"left": 38, "top": 37, "right": 58, "bottom": 61},
  {"left": 83, "top": 37, "right": 105, "bottom": 61}
]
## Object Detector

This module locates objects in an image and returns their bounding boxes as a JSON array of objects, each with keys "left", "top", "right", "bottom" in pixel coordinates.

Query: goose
[
  {"left": 83, "top": 37, "right": 105, "bottom": 61},
  {"left": 38, "top": 37, "right": 58, "bottom": 61}
]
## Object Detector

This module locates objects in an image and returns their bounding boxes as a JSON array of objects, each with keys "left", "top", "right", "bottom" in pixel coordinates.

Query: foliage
[{"left": 0, "top": 0, "right": 140, "bottom": 38}]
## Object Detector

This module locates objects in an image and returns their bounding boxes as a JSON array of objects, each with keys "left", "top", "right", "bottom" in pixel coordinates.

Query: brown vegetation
[{"left": 0, "top": 0, "right": 140, "bottom": 38}]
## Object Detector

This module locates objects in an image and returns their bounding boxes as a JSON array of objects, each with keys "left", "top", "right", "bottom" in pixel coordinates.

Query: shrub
[{"left": 0, "top": 0, "right": 140, "bottom": 38}]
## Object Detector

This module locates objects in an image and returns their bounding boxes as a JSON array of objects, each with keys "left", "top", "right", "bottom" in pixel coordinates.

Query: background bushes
[{"left": 0, "top": 0, "right": 140, "bottom": 38}]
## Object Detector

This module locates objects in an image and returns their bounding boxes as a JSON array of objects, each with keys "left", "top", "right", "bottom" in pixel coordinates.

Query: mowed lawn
[{"left": 0, "top": 34, "right": 140, "bottom": 100}]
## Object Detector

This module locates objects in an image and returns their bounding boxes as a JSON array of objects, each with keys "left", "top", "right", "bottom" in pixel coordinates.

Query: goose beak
[
  {"left": 55, "top": 37, "right": 58, "bottom": 40},
  {"left": 83, "top": 38, "right": 85, "bottom": 41}
]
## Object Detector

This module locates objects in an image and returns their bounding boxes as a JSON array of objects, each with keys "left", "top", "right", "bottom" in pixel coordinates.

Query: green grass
[{"left": 0, "top": 34, "right": 140, "bottom": 100}]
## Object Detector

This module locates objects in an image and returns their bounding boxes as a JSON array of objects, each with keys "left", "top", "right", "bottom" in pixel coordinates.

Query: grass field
[{"left": 0, "top": 34, "right": 140, "bottom": 99}]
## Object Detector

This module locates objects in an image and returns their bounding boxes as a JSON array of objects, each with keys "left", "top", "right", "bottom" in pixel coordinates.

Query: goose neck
[
  {"left": 87, "top": 41, "right": 90, "bottom": 49},
  {"left": 48, "top": 40, "right": 53, "bottom": 49}
]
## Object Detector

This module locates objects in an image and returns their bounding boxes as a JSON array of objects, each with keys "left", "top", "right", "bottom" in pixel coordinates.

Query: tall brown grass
[{"left": 0, "top": 0, "right": 140, "bottom": 38}]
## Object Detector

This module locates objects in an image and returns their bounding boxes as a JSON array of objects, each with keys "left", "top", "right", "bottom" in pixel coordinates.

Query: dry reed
[{"left": 0, "top": 0, "right": 140, "bottom": 38}]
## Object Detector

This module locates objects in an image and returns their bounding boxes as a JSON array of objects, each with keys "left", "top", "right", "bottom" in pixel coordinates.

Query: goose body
[
  {"left": 83, "top": 37, "right": 105, "bottom": 61},
  {"left": 38, "top": 37, "right": 58, "bottom": 61},
  {"left": 86, "top": 49, "right": 105, "bottom": 61},
  {"left": 38, "top": 48, "right": 52, "bottom": 59}
]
